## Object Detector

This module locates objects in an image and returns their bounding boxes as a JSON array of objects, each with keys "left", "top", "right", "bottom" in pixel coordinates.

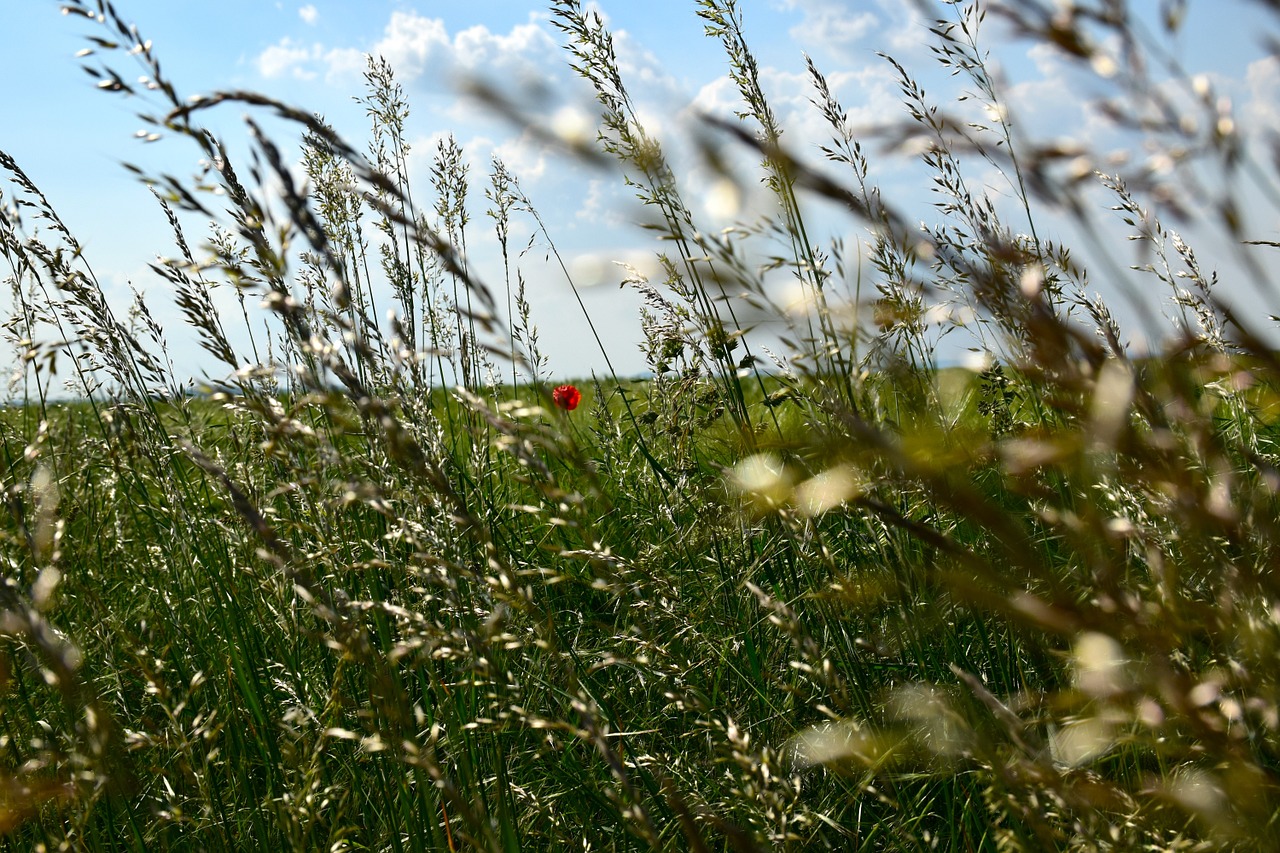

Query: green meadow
[{"left": 2, "top": 0, "right": 1280, "bottom": 849}]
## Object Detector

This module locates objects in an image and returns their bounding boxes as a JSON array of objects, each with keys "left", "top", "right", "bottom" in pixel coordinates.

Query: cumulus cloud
[
  {"left": 574, "top": 178, "right": 631, "bottom": 230},
  {"left": 784, "top": 0, "right": 878, "bottom": 60},
  {"left": 872, "top": 0, "right": 932, "bottom": 58},
  {"left": 299, "top": 4, "right": 317, "bottom": 25},
  {"left": 257, "top": 38, "right": 318, "bottom": 80},
  {"left": 256, "top": 38, "right": 363, "bottom": 83},
  {"left": 692, "top": 61, "right": 897, "bottom": 157},
  {"left": 250, "top": 4, "right": 700, "bottom": 222},
  {"left": 255, "top": 11, "right": 570, "bottom": 94},
  {"left": 1243, "top": 55, "right": 1280, "bottom": 132},
  {"left": 368, "top": 12, "right": 453, "bottom": 83}
]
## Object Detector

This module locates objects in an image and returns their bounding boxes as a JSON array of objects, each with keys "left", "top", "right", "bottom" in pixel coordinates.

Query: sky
[{"left": 3, "top": 0, "right": 1280, "bottom": 387}]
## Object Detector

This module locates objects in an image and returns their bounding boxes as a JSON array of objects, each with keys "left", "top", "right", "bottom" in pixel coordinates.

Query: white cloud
[
  {"left": 1243, "top": 55, "right": 1280, "bottom": 132},
  {"left": 254, "top": 12, "right": 572, "bottom": 94},
  {"left": 863, "top": 0, "right": 924, "bottom": 55},
  {"left": 367, "top": 12, "right": 452, "bottom": 82},
  {"left": 321, "top": 47, "right": 365, "bottom": 82},
  {"left": 357, "top": 12, "right": 569, "bottom": 94},
  {"left": 573, "top": 178, "right": 631, "bottom": 230},
  {"left": 576, "top": 178, "right": 606, "bottom": 222},
  {"left": 256, "top": 37, "right": 363, "bottom": 84},
  {"left": 786, "top": 0, "right": 877, "bottom": 60},
  {"left": 454, "top": 21, "right": 557, "bottom": 75},
  {"left": 437, "top": 129, "right": 553, "bottom": 184},
  {"left": 299, "top": 4, "right": 318, "bottom": 25},
  {"left": 691, "top": 61, "right": 897, "bottom": 158},
  {"left": 1002, "top": 42, "right": 1121, "bottom": 156},
  {"left": 257, "top": 38, "right": 317, "bottom": 80}
]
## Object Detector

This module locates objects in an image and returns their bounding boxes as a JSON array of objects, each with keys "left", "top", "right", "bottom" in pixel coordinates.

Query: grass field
[{"left": 3, "top": 0, "right": 1280, "bottom": 849}]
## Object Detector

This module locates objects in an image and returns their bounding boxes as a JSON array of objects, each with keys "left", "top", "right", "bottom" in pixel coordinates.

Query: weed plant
[{"left": 1, "top": 0, "right": 1280, "bottom": 849}]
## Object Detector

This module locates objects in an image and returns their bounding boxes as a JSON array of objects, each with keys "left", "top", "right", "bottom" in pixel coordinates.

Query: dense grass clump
[{"left": 3, "top": 0, "right": 1280, "bottom": 849}]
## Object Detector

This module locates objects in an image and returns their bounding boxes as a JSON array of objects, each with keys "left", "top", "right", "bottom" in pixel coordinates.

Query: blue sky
[{"left": 4, "top": 1, "right": 1280, "bottom": 384}]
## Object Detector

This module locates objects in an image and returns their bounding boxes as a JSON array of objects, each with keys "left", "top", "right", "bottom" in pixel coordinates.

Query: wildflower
[{"left": 552, "top": 384, "right": 581, "bottom": 411}]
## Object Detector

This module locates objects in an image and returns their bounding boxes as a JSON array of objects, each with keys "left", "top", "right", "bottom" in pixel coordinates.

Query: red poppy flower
[{"left": 552, "top": 384, "right": 581, "bottom": 411}]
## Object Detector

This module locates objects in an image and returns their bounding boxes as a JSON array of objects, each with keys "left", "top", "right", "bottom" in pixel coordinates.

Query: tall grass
[{"left": 1, "top": 0, "right": 1279, "bottom": 849}]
